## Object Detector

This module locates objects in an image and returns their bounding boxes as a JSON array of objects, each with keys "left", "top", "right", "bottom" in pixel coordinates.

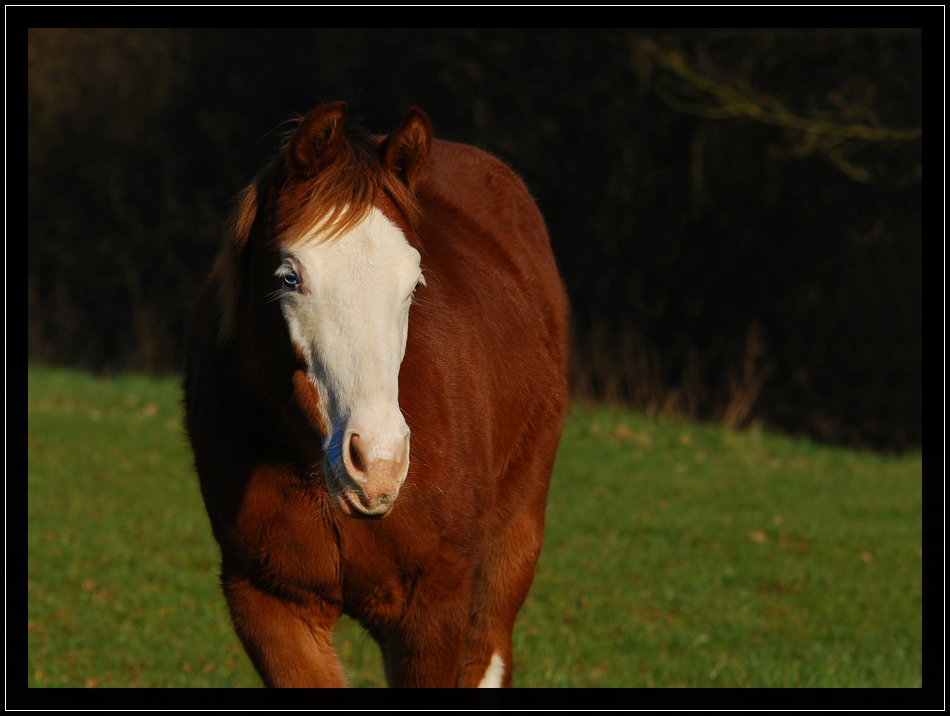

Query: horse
[{"left": 184, "top": 102, "right": 569, "bottom": 688}]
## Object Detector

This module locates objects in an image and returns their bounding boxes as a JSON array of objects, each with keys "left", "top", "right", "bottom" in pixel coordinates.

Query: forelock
[{"left": 274, "top": 126, "right": 422, "bottom": 248}]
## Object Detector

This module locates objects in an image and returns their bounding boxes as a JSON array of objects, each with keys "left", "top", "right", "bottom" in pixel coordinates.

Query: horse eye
[
  {"left": 282, "top": 270, "right": 300, "bottom": 288},
  {"left": 412, "top": 282, "right": 420, "bottom": 293}
]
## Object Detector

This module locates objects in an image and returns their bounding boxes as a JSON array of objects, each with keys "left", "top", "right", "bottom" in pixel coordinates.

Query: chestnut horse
[{"left": 184, "top": 102, "right": 569, "bottom": 687}]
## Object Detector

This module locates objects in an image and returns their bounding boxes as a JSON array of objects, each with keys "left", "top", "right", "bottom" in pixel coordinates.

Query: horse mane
[{"left": 216, "top": 113, "right": 425, "bottom": 342}]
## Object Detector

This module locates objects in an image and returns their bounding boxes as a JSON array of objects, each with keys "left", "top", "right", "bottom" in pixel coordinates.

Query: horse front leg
[
  {"left": 455, "top": 506, "right": 545, "bottom": 688},
  {"left": 456, "top": 408, "right": 562, "bottom": 688},
  {"left": 222, "top": 572, "right": 347, "bottom": 687},
  {"left": 373, "top": 579, "right": 473, "bottom": 687}
]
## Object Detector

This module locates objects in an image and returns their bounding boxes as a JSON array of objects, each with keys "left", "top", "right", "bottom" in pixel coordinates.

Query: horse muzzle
[{"left": 327, "top": 429, "right": 410, "bottom": 517}]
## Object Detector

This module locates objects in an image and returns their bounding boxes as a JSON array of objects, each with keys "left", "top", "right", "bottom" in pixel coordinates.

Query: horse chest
[
  {"left": 334, "top": 504, "right": 483, "bottom": 627},
  {"left": 338, "top": 547, "right": 409, "bottom": 625}
]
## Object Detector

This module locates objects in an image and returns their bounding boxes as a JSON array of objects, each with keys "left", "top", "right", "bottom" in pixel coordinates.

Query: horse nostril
[
  {"left": 348, "top": 433, "right": 366, "bottom": 474},
  {"left": 378, "top": 493, "right": 392, "bottom": 505}
]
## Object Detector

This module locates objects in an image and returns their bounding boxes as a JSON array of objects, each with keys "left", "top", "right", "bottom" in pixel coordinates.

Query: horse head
[{"left": 220, "top": 102, "right": 432, "bottom": 517}]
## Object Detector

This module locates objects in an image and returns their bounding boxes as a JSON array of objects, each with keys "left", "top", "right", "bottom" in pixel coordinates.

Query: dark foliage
[{"left": 27, "top": 29, "right": 922, "bottom": 450}]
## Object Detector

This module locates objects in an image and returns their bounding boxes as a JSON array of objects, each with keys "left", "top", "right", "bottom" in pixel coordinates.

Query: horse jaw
[{"left": 279, "top": 206, "right": 421, "bottom": 517}]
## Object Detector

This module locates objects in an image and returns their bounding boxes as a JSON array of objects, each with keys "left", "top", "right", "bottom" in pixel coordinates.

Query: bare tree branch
[{"left": 634, "top": 37, "right": 921, "bottom": 182}]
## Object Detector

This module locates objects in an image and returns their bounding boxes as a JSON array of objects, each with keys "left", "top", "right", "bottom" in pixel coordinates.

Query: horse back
[{"left": 418, "top": 139, "right": 568, "bottom": 368}]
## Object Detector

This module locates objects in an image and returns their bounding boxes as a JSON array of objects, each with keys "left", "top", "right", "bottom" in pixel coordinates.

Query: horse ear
[
  {"left": 381, "top": 107, "right": 432, "bottom": 188},
  {"left": 288, "top": 101, "right": 348, "bottom": 174}
]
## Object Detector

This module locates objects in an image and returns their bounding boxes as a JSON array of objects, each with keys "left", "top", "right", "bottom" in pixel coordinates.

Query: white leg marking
[{"left": 477, "top": 651, "right": 505, "bottom": 688}]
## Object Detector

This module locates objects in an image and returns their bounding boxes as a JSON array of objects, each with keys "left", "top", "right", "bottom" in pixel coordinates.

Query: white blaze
[{"left": 278, "top": 206, "right": 422, "bottom": 512}]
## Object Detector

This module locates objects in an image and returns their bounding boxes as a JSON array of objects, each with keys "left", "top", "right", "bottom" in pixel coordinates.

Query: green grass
[{"left": 28, "top": 366, "right": 922, "bottom": 688}]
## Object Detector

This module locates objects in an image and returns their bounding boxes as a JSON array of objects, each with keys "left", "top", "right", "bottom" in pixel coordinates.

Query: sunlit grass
[
  {"left": 28, "top": 367, "right": 921, "bottom": 687},
  {"left": 520, "top": 405, "right": 921, "bottom": 687}
]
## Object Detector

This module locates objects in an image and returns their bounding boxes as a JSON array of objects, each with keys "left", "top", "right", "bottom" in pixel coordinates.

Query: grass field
[{"left": 27, "top": 366, "right": 922, "bottom": 688}]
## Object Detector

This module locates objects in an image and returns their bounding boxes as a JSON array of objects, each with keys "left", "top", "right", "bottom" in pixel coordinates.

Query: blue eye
[
  {"left": 282, "top": 270, "right": 300, "bottom": 288},
  {"left": 412, "top": 282, "right": 420, "bottom": 293}
]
